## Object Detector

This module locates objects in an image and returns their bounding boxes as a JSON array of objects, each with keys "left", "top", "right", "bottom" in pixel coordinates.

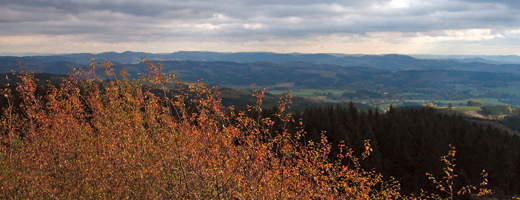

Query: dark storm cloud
[{"left": 1, "top": 0, "right": 520, "bottom": 44}]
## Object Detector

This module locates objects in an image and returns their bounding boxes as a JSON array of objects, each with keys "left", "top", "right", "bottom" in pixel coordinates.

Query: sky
[{"left": 2, "top": 0, "right": 520, "bottom": 55}]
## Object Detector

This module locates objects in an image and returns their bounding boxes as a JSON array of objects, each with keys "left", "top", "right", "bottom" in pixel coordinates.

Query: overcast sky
[{"left": 2, "top": 0, "right": 520, "bottom": 55}]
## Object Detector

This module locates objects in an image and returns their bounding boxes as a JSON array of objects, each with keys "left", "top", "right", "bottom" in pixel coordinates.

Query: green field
[
  {"left": 451, "top": 106, "right": 483, "bottom": 112},
  {"left": 487, "top": 86, "right": 520, "bottom": 95},
  {"left": 395, "top": 93, "right": 425, "bottom": 96},
  {"left": 269, "top": 88, "right": 347, "bottom": 97},
  {"left": 405, "top": 98, "right": 504, "bottom": 106},
  {"left": 453, "top": 84, "right": 520, "bottom": 95}
]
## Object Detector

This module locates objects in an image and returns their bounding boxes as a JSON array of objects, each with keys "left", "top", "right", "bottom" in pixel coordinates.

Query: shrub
[
  {"left": 0, "top": 59, "right": 403, "bottom": 199},
  {"left": 0, "top": 59, "right": 492, "bottom": 199}
]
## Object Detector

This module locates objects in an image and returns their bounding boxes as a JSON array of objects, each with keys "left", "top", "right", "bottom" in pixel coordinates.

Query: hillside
[
  {"left": 4, "top": 51, "right": 520, "bottom": 74},
  {"left": 3, "top": 54, "right": 520, "bottom": 107},
  {"left": 2, "top": 58, "right": 519, "bottom": 91}
]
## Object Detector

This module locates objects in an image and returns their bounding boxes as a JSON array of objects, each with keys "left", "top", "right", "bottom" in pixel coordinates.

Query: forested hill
[
  {"left": 109, "top": 61, "right": 520, "bottom": 90},
  {"left": 0, "top": 72, "right": 375, "bottom": 113},
  {"left": 1, "top": 59, "right": 519, "bottom": 93},
  {"left": 4, "top": 51, "right": 520, "bottom": 74}
]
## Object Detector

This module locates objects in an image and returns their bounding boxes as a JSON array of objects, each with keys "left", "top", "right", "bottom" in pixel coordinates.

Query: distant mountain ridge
[
  {"left": 1, "top": 56, "right": 518, "bottom": 91},
  {"left": 411, "top": 54, "right": 520, "bottom": 64},
  {"left": 3, "top": 51, "right": 520, "bottom": 74}
]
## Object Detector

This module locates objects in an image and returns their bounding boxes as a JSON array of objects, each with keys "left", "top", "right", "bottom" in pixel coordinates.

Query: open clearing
[{"left": 405, "top": 98, "right": 504, "bottom": 106}]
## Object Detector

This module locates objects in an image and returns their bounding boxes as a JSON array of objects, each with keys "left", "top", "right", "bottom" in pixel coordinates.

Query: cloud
[{"left": 1, "top": 0, "right": 520, "bottom": 54}]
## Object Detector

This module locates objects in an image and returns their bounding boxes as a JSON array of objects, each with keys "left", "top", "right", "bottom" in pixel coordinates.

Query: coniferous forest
[{"left": 258, "top": 104, "right": 520, "bottom": 197}]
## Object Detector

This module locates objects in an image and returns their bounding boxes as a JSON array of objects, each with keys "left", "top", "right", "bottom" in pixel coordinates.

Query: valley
[
  {"left": 3, "top": 52, "right": 520, "bottom": 110},
  {"left": 2, "top": 51, "right": 520, "bottom": 198}
]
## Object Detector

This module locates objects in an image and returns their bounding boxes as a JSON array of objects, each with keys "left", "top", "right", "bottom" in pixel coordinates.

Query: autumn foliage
[{"left": 0, "top": 59, "right": 490, "bottom": 199}]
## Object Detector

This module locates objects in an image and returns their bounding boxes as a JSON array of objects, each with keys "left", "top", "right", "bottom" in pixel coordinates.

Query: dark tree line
[
  {"left": 481, "top": 105, "right": 513, "bottom": 116},
  {"left": 257, "top": 104, "right": 520, "bottom": 198}
]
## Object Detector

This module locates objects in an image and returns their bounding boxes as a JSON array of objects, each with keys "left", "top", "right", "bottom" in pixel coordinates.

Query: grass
[
  {"left": 272, "top": 82, "right": 295, "bottom": 87},
  {"left": 453, "top": 84, "right": 520, "bottom": 95},
  {"left": 487, "top": 86, "right": 520, "bottom": 95},
  {"left": 451, "top": 106, "right": 482, "bottom": 112},
  {"left": 269, "top": 88, "right": 348, "bottom": 97},
  {"left": 404, "top": 98, "right": 504, "bottom": 106},
  {"left": 395, "top": 93, "right": 425, "bottom": 96}
]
